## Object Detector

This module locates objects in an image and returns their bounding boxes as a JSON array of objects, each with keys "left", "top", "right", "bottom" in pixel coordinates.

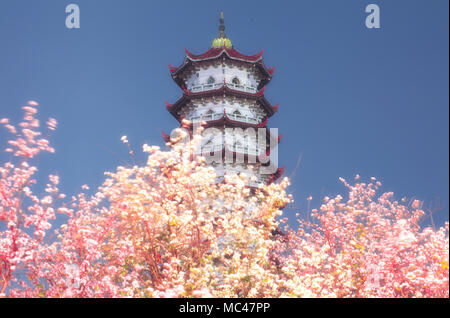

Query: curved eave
[
  {"left": 185, "top": 47, "right": 263, "bottom": 63},
  {"left": 165, "top": 85, "right": 278, "bottom": 119}
]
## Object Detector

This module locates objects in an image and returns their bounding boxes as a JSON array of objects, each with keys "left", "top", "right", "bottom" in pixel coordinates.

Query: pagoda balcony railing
[
  {"left": 190, "top": 83, "right": 223, "bottom": 92},
  {"left": 189, "top": 113, "right": 259, "bottom": 125},
  {"left": 190, "top": 82, "right": 257, "bottom": 93},
  {"left": 226, "top": 83, "right": 257, "bottom": 93},
  {"left": 192, "top": 113, "right": 223, "bottom": 122},
  {"left": 226, "top": 113, "right": 259, "bottom": 124}
]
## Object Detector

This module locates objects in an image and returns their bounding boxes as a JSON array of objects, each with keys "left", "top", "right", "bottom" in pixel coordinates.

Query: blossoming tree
[{"left": 0, "top": 102, "right": 448, "bottom": 298}]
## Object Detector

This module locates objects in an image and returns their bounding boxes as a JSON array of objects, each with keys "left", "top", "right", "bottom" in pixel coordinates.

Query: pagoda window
[
  {"left": 232, "top": 109, "right": 243, "bottom": 121},
  {"left": 207, "top": 76, "right": 215, "bottom": 84},
  {"left": 203, "top": 109, "right": 214, "bottom": 120},
  {"left": 232, "top": 77, "right": 240, "bottom": 85}
]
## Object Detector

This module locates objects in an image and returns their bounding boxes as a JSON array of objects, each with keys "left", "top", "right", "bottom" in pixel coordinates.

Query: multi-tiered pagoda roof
[{"left": 164, "top": 12, "right": 284, "bottom": 185}]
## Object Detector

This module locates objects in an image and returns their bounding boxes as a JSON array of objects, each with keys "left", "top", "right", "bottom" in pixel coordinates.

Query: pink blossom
[{"left": 46, "top": 118, "right": 57, "bottom": 131}]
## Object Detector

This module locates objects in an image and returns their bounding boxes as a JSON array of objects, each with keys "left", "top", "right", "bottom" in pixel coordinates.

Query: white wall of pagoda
[{"left": 183, "top": 61, "right": 262, "bottom": 92}]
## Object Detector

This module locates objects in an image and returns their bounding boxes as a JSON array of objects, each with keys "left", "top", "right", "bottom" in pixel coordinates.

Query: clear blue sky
[{"left": 0, "top": 0, "right": 448, "bottom": 227}]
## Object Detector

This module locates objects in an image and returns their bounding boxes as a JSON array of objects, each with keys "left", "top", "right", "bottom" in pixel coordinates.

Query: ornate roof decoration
[{"left": 212, "top": 11, "right": 233, "bottom": 48}]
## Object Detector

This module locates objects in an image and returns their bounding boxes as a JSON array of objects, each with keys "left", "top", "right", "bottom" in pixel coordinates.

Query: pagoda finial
[
  {"left": 212, "top": 11, "right": 232, "bottom": 48},
  {"left": 219, "top": 11, "right": 226, "bottom": 38}
]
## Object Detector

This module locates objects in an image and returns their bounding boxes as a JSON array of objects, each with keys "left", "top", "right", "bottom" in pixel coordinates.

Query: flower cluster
[
  {"left": 0, "top": 103, "right": 448, "bottom": 298},
  {"left": 272, "top": 178, "right": 449, "bottom": 297},
  {"left": 0, "top": 101, "right": 60, "bottom": 297}
]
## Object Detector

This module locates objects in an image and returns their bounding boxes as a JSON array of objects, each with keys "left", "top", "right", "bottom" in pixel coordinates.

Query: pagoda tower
[{"left": 164, "top": 12, "right": 284, "bottom": 187}]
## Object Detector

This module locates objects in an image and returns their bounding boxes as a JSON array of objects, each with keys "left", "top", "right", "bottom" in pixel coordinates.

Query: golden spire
[{"left": 212, "top": 11, "right": 232, "bottom": 48}]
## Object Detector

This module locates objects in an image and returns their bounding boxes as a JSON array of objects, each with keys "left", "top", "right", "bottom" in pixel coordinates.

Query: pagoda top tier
[{"left": 169, "top": 11, "right": 274, "bottom": 83}]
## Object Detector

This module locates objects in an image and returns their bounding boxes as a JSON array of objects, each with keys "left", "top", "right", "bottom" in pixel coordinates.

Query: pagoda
[{"left": 164, "top": 12, "right": 284, "bottom": 187}]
